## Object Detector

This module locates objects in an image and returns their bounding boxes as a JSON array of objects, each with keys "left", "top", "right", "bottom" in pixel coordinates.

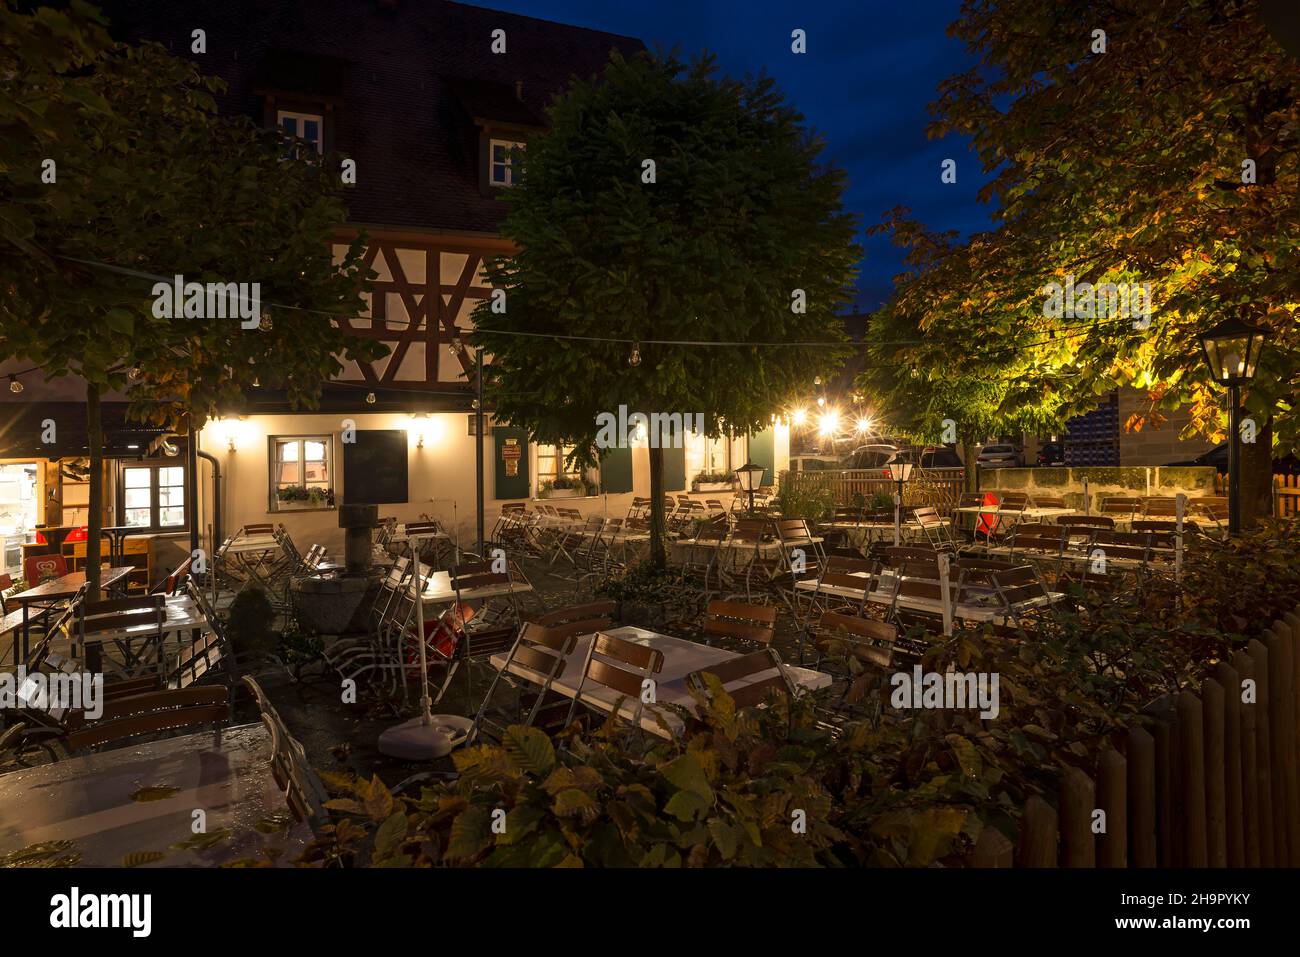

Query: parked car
[
  {"left": 887, "top": 446, "right": 963, "bottom": 470},
  {"left": 976, "top": 444, "right": 1023, "bottom": 469},
  {"left": 1036, "top": 441, "right": 1064, "bottom": 467},
  {"left": 788, "top": 454, "right": 846, "bottom": 472},
  {"left": 844, "top": 444, "right": 901, "bottom": 471},
  {"left": 1166, "top": 442, "right": 1300, "bottom": 475}
]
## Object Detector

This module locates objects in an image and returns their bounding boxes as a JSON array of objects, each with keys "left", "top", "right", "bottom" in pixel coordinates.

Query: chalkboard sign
[{"left": 342, "top": 430, "right": 409, "bottom": 504}]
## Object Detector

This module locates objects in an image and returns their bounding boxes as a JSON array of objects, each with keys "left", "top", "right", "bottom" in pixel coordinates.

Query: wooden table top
[{"left": 10, "top": 567, "right": 134, "bottom": 603}]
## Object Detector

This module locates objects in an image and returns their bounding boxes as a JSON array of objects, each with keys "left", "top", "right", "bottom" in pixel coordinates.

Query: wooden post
[
  {"left": 1264, "top": 627, "right": 1299, "bottom": 865},
  {"left": 1150, "top": 703, "right": 1178, "bottom": 866},
  {"left": 1018, "top": 795, "right": 1059, "bottom": 867},
  {"left": 1098, "top": 748, "right": 1127, "bottom": 867},
  {"left": 1247, "top": 640, "right": 1275, "bottom": 867},
  {"left": 1201, "top": 679, "right": 1227, "bottom": 867},
  {"left": 970, "top": 826, "right": 1014, "bottom": 867},
  {"left": 1214, "top": 661, "right": 1245, "bottom": 867},
  {"left": 1060, "top": 766, "right": 1096, "bottom": 867},
  {"left": 1178, "top": 691, "right": 1208, "bottom": 867},
  {"left": 1234, "top": 649, "right": 1261, "bottom": 867},
  {"left": 1127, "top": 726, "right": 1157, "bottom": 867}
]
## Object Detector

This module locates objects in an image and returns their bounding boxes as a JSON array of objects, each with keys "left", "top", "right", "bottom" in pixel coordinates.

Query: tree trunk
[
  {"left": 961, "top": 437, "right": 979, "bottom": 493},
  {"left": 85, "top": 380, "right": 103, "bottom": 602},
  {"left": 1239, "top": 414, "right": 1274, "bottom": 529},
  {"left": 647, "top": 444, "right": 666, "bottom": 568}
]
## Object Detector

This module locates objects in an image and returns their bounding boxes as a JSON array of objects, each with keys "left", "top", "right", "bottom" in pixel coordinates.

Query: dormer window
[
  {"left": 279, "top": 110, "right": 324, "bottom": 157},
  {"left": 489, "top": 138, "right": 525, "bottom": 186}
]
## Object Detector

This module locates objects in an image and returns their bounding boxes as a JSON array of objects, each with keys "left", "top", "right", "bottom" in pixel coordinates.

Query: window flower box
[{"left": 274, "top": 487, "right": 335, "bottom": 511}]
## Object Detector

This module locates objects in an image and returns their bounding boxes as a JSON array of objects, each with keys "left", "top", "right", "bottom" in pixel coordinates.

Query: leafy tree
[
  {"left": 910, "top": 0, "right": 1300, "bottom": 525},
  {"left": 473, "top": 52, "right": 859, "bottom": 564},
  {"left": 0, "top": 1, "right": 382, "bottom": 595}
]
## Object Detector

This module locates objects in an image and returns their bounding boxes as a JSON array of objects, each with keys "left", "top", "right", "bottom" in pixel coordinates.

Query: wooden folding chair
[
  {"left": 811, "top": 611, "right": 897, "bottom": 672},
  {"left": 685, "top": 646, "right": 797, "bottom": 712},
  {"left": 472, "top": 620, "right": 587, "bottom": 741},
  {"left": 701, "top": 599, "right": 777, "bottom": 649},
  {"left": 565, "top": 631, "right": 665, "bottom": 733}
]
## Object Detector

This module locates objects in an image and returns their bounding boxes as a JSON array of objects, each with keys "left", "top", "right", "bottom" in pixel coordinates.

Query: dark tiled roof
[{"left": 101, "top": 0, "right": 643, "bottom": 234}]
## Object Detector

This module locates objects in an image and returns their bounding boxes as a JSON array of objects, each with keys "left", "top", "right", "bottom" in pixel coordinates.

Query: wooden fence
[
  {"left": 782, "top": 468, "right": 967, "bottom": 517},
  {"left": 1212, "top": 472, "right": 1300, "bottom": 519},
  {"left": 969, "top": 604, "right": 1300, "bottom": 867}
]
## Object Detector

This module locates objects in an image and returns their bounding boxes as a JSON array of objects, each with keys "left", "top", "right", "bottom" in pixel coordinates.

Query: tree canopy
[
  {"left": 862, "top": 0, "right": 1299, "bottom": 520},
  {"left": 473, "top": 51, "right": 860, "bottom": 561}
]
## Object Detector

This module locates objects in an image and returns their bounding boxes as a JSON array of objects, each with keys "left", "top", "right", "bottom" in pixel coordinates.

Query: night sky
[{"left": 472, "top": 0, "right": 991, "bottom": 312}]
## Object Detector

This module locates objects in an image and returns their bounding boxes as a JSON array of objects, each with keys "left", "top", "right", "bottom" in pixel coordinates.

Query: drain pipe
[{"left": 196, "top": 448, "right": 223, "bottom": 548}]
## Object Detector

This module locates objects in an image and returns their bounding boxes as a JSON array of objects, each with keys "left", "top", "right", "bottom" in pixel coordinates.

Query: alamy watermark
[
  {"left": 595, "top": 405, "right": 704, "bottom": 449},
  {"left": 890, "top": 665, "right": 999, "bottom": 719},
  {"left": 1, "top": 667, "right": 103, "bottom": 720},
  {"left": 151, "top": 274, "right": 261, "bottom": 328},
  {"left": 1043, "top": 274, "right": 1152, "bottom": 328}
]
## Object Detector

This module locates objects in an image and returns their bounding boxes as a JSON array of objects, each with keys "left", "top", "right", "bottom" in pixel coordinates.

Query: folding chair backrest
[
  {"left": 695, "top": 516, "right": 730, "bottom": 543},
  {"left": 1100, "top": 497, "right": 1141, "bottom": 516},
  {"left": 79, "top": 594, "right": 164, "bottom": 639},
  {"left": 991, "top": 565, "right": 1047, "bottom": 605},
  {"left": 536, "top": 600, "right": 617, "bottom": 627},
  {"left": 702, "top": 600, "right": 778, "bottom": 646},
  {"left": 884, "top": 545, "right": 937, "bottom": 566},
  {"left": 508, "top": 622, "right": 580, "bottom": 678},
  {"left": 686, "top": 647, "right": 793, "bottom": 709},
  {"left": 1031, "top": 496, "right": 1067, "bottom": 509},
  {"left": 817, "top": 612, "right": 896, "bottom": 668},
  {"left": 1059, "top": 515, "right": 1114, "bottom": 530},
  {"left": 574, "top": 633, "right": 665, "bottom": 724},
  {"left": 732, "top": 519, "right": 769, "bottom": 543},
  {"left": 243, "top": 523, "right": 275, "bottom": 535},
  {"left": 911, "top": 506, "right": 943, "bottom": 526},
  {"left": 1143, "top": 497, "right": 1179, "bottom": 517},
  {"left": 825, "top": 555, "right": 877, "bottom": 575},
  {"left": 162, "top": 556, "right": 193, "bottom": 595}
]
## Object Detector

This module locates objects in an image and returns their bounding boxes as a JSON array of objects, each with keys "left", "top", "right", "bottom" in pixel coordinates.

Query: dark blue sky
[{"left": 475, "top": 0, "right": 992, "bottom": 311}]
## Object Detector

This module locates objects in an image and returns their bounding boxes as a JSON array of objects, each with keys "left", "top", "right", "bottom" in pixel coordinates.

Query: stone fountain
[{"left": 289, "top": 503, "right": 383, "bottom": 635}]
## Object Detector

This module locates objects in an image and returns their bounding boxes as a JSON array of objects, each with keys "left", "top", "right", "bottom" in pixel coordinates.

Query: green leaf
[
  {"left": 373, "top": 811, "right": 409, "bottom": 858},
  {"left": 502, "top": 725, "right": 557, "bottom": 775}
]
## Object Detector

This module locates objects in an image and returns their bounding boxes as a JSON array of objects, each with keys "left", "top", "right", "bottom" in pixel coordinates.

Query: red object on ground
[
  {"left": 404, "top": 602, "right": 477, "bottom": 670},
  {"left": 976, "top": 492, "right": 999, "bottom": 536}
]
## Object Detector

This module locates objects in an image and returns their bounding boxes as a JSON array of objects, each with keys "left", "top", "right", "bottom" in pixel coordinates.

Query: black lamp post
[
  {"left": 735, "top": 461, "right": 765, "bottom": 514},
  {"left": 1199, "top": 314, "right": 1268, "bottom": 535}
]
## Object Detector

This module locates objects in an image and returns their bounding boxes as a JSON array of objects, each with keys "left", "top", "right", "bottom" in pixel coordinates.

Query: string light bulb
[
  {"left": 629, "top": 342, "right": 641, "bottom": 366},
  {"left": 366, "top": 391, "right": 377, "bottom": 404},
  {"left": 8, "top": 376, "right": 22, "bottom": 394}
]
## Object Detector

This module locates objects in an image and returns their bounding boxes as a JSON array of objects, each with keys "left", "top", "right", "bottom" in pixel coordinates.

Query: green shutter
[
  {"left": 663, "top": 444, "right": 686, "bottom": 491},
  {"left": 494, "top": 428, "right": 530, "bottom": 499},
  {"left": 749, "top": 428, "right": 775, "bottom": 486},
  {"left": 600, "top": 445, "right": 634, "bottom": 494}
]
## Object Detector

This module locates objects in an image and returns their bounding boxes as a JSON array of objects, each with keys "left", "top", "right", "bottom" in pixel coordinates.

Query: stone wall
[
  {"left": 1116, "top": 386, "right": 1218, "bottom": 465},
  {"left": 980, "top": 465, "right": 1219, "bottom": 511}
]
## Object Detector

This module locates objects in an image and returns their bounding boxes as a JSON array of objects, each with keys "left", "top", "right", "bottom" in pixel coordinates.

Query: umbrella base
[{"left": 377, "top": 714, "right": 472, "bottom": 761}]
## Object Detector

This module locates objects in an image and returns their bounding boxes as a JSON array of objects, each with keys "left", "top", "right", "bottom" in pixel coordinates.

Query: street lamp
[
  {"left": 735, "top": 461, "right": 766, "bottom": 513},
  {"left": 1199, "top": 313, "right": 1268, "bottom": 535},
  {"left": 887, "top": 461, "right": 914, "bottom": 545}
]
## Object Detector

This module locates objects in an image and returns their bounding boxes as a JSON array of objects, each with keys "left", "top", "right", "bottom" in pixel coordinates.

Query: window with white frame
[
  {"left": 686, "top": 433, "right": 733, "bottom": 483},
  {"left": 278, "top": 110, "right": 323, "bottom": 157},
  {"left": 270, "top": 435, "right": 333, "bottom": 509},
  {"left": 489, "top": 138, "right": 524, "bottom": 186},
  {"left": 120, "top": 462, "right": 187, "bottom": 532},
  {"left": 535, "top": 443, "right": 579, "bottom": 484}
]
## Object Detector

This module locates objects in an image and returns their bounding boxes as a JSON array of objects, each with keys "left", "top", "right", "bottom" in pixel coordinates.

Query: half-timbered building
[{"left": 0, "top": 0, "right": 790, "bottom": 568}]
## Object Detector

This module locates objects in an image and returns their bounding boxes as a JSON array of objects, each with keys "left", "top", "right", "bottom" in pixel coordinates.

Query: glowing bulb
[
  {"left": 856, "top": 417, "right": 872, "bottom": 434},
  {"left": 816, "top": 395, "right": 826, "bottom": 408},
  {"left": 366, "top": 391, "right": 377, "bottom": 404},
  {"left": 629, "top": 342, "right": 641, "bottom": 366},
  {"left": 790, "top": 408, "right": 807, "bottom": 427},
  {"left": 818, "top": 410, "right": 839, "bottom": 436},
  {"left": 8, "top": 376, "right": 22, "bottom": 394}
]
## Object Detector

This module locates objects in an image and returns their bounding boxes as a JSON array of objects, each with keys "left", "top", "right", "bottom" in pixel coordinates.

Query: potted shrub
[
  {"left": 692, "top": 470, "right": 735, "bottom": 493},
  {"left": 539, "top": 477, "right": 581, "bottom": 499},
  {"left": 275, "top": 486, "right": 335, "bottom": 510},
  {"left": 596, "top": 562, "right": 694, "bottom": 631}
]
